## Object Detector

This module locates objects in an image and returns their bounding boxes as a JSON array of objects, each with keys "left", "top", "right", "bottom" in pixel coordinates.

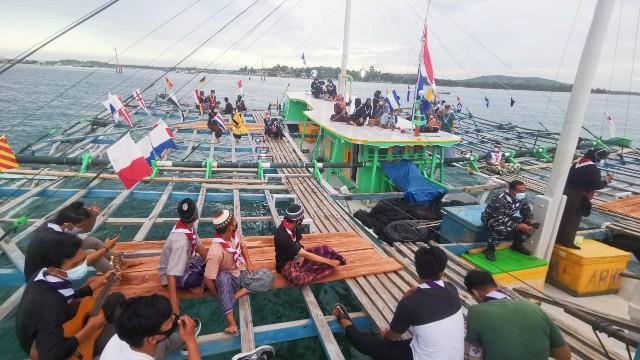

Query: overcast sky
[{"left": 1, "top": 0, "right": 639, "bottom": 89}]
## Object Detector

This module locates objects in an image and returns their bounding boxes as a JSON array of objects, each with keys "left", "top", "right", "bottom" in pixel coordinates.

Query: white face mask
[
  {"left": 515, "top": 192, "right": 526, "bottom": 200},
  {"left": 64, "top": 227, "right": 83, "bottom": 235},
  {"left": 61, "top": 260, "right": 88, "bottom": 281}
]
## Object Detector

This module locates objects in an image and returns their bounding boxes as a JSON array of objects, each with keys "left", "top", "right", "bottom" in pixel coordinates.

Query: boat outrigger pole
[
  {"left": 337, "top": 0, "right": 352, "bottom": 97},
  {"left": 531, "top": 0, "right": 616, "bottom": 260}
]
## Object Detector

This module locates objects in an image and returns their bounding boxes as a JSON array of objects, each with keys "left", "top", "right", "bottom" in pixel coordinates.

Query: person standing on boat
[
  {"left": 556, "top": 148, "right": 613, "bottom": 249},
  {"left": 439, "top": 105, "right": 456, "bottom": 134},
  {"left": 222, "top": 97, "right": 234, "bottom": 115},
  {"left": 235, "top": 95, "right": 247, "bottom": 113},
  {"left": 158, "top": 198, "right": 208, "bottom": 315},
  {"left": 23, "top": 201, "right": 139, "bottom": 281},
  {"left": 332, "top": 246, "right": 464, "bottom": 360},
  {"left": 203, "top": 210, "right": 274, "bottom": 334},
  {"left": 274, "top": 204, "right": 346, "bottom": 287},
  {"left": 481, "top": 180, "right": 538, "bottom": 261},
  {"left": 16, "top": 235, "right": 123, "bottom": 360},
  {"left": 231, "top": 109, "right": 248, "bottom": 143},
  {"left": 207, "top": 109, "right": 224, "bottom": 143},
  {"left": 206, "top": 90, "right": 216, "bottom": 110},
  {"left": 463, "top": 270, "right": 571, "bottom": 360}
]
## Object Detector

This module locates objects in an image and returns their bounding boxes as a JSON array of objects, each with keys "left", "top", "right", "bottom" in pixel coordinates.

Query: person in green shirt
[{"left": 463, "top": 270, "right": 571, "bottom": 360}]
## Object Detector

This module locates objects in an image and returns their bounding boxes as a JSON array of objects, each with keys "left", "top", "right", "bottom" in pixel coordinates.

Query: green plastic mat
[{"left": 461, "top": 249, "right": 548, "bottom": 274}]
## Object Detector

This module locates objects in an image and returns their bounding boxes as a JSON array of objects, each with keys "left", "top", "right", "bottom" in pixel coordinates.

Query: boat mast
[
  {"left": 532, "top": 0, "right": 616, "bottom": 260},
  {"left": 338, "top": 0, "right": 352, "bottom": 97}
]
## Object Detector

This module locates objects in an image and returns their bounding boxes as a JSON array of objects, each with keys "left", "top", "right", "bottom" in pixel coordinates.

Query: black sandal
[{"left": 333, "top": 303, "right": 352, "bottom": 322}]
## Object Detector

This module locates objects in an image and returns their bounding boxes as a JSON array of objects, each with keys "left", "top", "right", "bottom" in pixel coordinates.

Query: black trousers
[
  {"left": 345, "top": 325, "right": 413, "bottom": 360},
  {"left": 556, "top": 188, "right": 588, "bottom": 246}
]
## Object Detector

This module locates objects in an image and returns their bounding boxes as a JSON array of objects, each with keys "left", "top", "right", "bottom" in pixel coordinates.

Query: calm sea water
[{"left": 0, "top": 65, "right": 638, "bottom": 360}]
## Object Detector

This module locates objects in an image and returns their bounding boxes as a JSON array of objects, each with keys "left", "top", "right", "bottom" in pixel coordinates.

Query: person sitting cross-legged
[
  {"left": 333, "top": 246, "right": 464, "bottom": 360},
  {"left": 203, "top": 210, "right": 274, "bottom": 334},
  {"left": 464, "top": 270, "right": 571, "bottom": 360},
  {"left": 480, "top": 180, "right": 539, "bottom": 261},
  {"left": 274, "top": 204, "right": 346, "bottom": 287}
]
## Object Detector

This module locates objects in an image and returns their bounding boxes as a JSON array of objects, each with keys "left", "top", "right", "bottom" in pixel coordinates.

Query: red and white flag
[
  {"left": 193, "top": 89, "right": 203, "bottom": 115},
  {"left": 107, "top": 133, "right": 152, "bottom": 189},
  {"left": 420, "top": 23, "right": 435, "bottom": 88},
  {"left": 133, "top": 89, "right": 150, "bottom": 115},
  {"left": 115, "top": 95, "right": 133, "bottom": 127}
]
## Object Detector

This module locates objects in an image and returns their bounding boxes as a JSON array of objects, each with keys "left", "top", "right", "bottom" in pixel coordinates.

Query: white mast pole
[
  {"left": 338, "top": 0, "right": 352, "bottom": 96},
  {"left": 532, "top": 0, "right": 616, "bottom": 260}
]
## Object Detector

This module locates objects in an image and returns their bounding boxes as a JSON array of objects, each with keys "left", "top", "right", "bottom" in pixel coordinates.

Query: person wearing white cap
[
  {"left": 157, "top": 198, "right": 208, "bottom": 315},
  {"left": 274, "top": 204, "right": 346, "bottom": 287},
  {"left": 204, "top": 210, "right": 274, "bottom": 334}
]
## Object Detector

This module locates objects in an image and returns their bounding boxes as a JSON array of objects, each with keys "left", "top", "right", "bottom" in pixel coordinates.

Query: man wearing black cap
[
  {"left": 332, "top": 245, "right": 464, "bottom": 359},
  {"left": 273, "top": 204, "right": 346, "bottom": 287},
  {"left": 158, "top": 198, "right": 208, "bottom": 314}
]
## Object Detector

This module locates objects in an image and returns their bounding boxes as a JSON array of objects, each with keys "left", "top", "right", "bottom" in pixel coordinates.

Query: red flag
[
  {"left": 165, "top": 77, "right": 174, "bottom": 89},
  {"left": 237, "top": 79, "right": 243, "bottom": 89},
  {"left": 419, "top": 24, "right": 435, "bottom": 86}
]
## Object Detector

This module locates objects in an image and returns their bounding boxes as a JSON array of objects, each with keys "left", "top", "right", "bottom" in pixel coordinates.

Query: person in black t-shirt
[
  {"left": 16, "top": 235, "right": 122, "bottom": 360},
  {"left": 333, "top": 246, "right": 464, "bottom": 360},
  {"left": 273, "top": 204, "right": 345, "bottom": 287}
]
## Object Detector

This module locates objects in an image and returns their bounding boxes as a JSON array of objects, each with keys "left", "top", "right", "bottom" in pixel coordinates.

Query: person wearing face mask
[
  {"left": 16, "top": 235, "right": 123, "bottom": 360},
  {"left": 158, "top": 198, "right": 209, "bottom": 315},
  {"left": 23, "top": 201, "right": 129, "bottom": 281},
  {"left": 463, "top": 270, "right": 571, "bottom": 360},
  {"left": 480, "top": 180, "right": 538, "bottom": 261},
  {"left": 203, "top": 210, "right": 274, "bottom": 334},
  {"left": 274, "top": 204, "right": 346, "bottom": 287},
  {"left": 556, "top": 148, "right": 613, "bottom": 249}
]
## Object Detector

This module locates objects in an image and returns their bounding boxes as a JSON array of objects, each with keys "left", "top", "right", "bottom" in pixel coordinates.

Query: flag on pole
[
  {"left": 419, "top": 23, "right": 436, "bottom": 88},
  {"left": 484, "top": 96, "right": 490, "bottom": 108},
  {"left": 136, "top": 120, "right": 176, "bottom": 163},
  {"left": 199, "top": 76, "right": 206, "bottom": 85},
  {"left": 301, "top": 52, "right": 307, "bottom": 66},
  {"left": 455, "top": 96, "right": 462, "bottom": 113},
  {"left": 166, "top": 93, "right": 185, "bottom": 122},
  {"left": 115, "top": 95, "right": 133, "bottom": 127},
  {"left": 133, "top": 89, "right": 150, "bottom": 115},
  {"left": 102, "top": 93, "right": 120, "bottom": 122},
  {"left": 193, "top": 89, "right": 203, "bottom": 115},
  {"left": 391, "top": 89, "right": 401, "bottom": 107},
  {"left": 107, "top": 133, "right": 152, "bottom": 189},
  {"left": 212, "top": 112, "right": 226, "bottom": 131},
  {"left": 606, "top": 113, "right": 616, "bottom": 138},
  {"left": 0, "top": 136, "right": 19, "bottom": 172},
  {"left": 165, "top": 77, "right": 174, "bottom": 89},
  {"left": 385, "top": 96, "right": 394, "bottom": 112},
  {"left": 510, "top": 97, "right": 516, "bottom": 107},
  {"left": 237, "top": 79, "right": 244, "bottom": 95}
]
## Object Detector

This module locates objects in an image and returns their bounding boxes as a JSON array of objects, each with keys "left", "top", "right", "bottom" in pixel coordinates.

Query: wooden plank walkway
[{"left": 595, "top": 194, "right": 640, "bottom": 220}]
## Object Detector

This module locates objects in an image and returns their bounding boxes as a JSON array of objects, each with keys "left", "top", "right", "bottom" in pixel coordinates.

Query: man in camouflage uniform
[{"left": 481, "top": 180, "right": 538, "bottom": 261}]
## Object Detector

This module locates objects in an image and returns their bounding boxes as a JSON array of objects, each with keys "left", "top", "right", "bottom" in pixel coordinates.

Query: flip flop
[{"left": 333, "top": 303, "right": 352, "bottom": 323}]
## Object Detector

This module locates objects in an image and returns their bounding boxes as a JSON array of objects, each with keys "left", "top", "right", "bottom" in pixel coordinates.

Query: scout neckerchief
[
  {"left": 483, "top": 289, "right": 510, "bottom": 302},
  {"left": 575, "top": 156, "right": 595, "bottom": 169},
  {"left": 281, "top": 220, "right": 299, "bottom": 243},
  {"left": 213, "top": 233, "right": 245, "bottom": 267},
  {"left": 33, "top": 268, "right": 75, "bottom": 303},
  {"left": 172, "top": 220, "right": 198, "bottom": 256},
  {"left": 417, "top": 279, "right": 445, "bottom": 289}
]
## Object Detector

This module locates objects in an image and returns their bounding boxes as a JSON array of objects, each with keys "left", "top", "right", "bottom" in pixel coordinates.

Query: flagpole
[
  {"left": 410, "top": 1, "right": 431, "bottom": 124},
  {"left": 338, "top": 0, "right": 352, "bottom": 96}
]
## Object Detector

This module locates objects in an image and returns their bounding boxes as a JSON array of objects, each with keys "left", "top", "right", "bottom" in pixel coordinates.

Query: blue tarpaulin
[{"left": 382, "top": 161, "right": 447, "bottom": 204}]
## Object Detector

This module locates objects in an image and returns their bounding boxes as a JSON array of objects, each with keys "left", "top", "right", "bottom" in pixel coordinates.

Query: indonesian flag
[
  {"left": 193, "top": 89, "right": 203, "bottom": 115},
  {"left": 133, "top": 89, "right": 150, "bottom": 115},
  {"left": 165, "top": 77, "right": 174, "bottom": 89},
  {"left": 136, "top": 120, "right": 176, "bottom": 163},
  {"left": 107, "top": 133, "right": 152, "bottom": 189},
  {"left": 419, "top": 23, "right": 435, "bottom": 88},
  {"left": 0, "top": 136, "right": 19, "bottom": 172}
]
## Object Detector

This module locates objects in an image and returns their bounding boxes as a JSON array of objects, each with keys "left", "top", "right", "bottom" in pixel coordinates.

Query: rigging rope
[
  {"left": 623, "top": 3, "right": 640, "bottom": 138},
  {"left": 0, "top": 0, "right": 121, "bottom": 75}
]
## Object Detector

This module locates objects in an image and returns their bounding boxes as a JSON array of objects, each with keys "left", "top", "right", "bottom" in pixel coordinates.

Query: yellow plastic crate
[{"left": 549, "top": 240, "right": 631, "bottom": 296}]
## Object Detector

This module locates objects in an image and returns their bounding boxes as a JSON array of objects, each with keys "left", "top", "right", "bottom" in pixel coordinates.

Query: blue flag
[
  {"left": 484, "top": 96, "right": 489, "bottom": 108},
  {"left": 392, "top": 89, "right": 401, "bottom": 107},
  {"left": 510, "top": 97, "right": 515, "bottom": 107},
  {"left": 417, "top": 69, "right": 425, "bottom": 94},
  {"left": 385, "top": 96, "right": 394, "bottom": 112}
]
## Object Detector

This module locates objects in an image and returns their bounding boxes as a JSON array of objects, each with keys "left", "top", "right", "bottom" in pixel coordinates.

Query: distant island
[{"left": 2, "top": 57, "right": 638, "bottom": 96}]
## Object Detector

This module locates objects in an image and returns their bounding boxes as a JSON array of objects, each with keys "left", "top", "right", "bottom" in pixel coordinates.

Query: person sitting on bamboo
[
  {"left": 231, "top": 109, "right": 248, "bottom": 144},
  {"left": 484, "top": 142, "right": 518, "bottom": 175},
  {"left": 158, "top": 198, "right": 208, "bottom": 315},
  {"left": 23, "top": 201, "right": 141, "bottom": 281},
  {"left": 274, "top": 204, "right": 346, "bottom": 287},
  {"left": 348, "top": 98, "right": 367, "bottom": 126},
  {"left": 204, "top": 210, "right": 274, "bottom": 334}
]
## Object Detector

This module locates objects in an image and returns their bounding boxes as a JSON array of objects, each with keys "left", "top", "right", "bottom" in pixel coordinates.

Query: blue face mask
[
  {"left": 62, "top": 260, "right": 88, "bottom": 281},
  {"left": 515, "top": 192, "right": 526, "bottom": 200}
]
